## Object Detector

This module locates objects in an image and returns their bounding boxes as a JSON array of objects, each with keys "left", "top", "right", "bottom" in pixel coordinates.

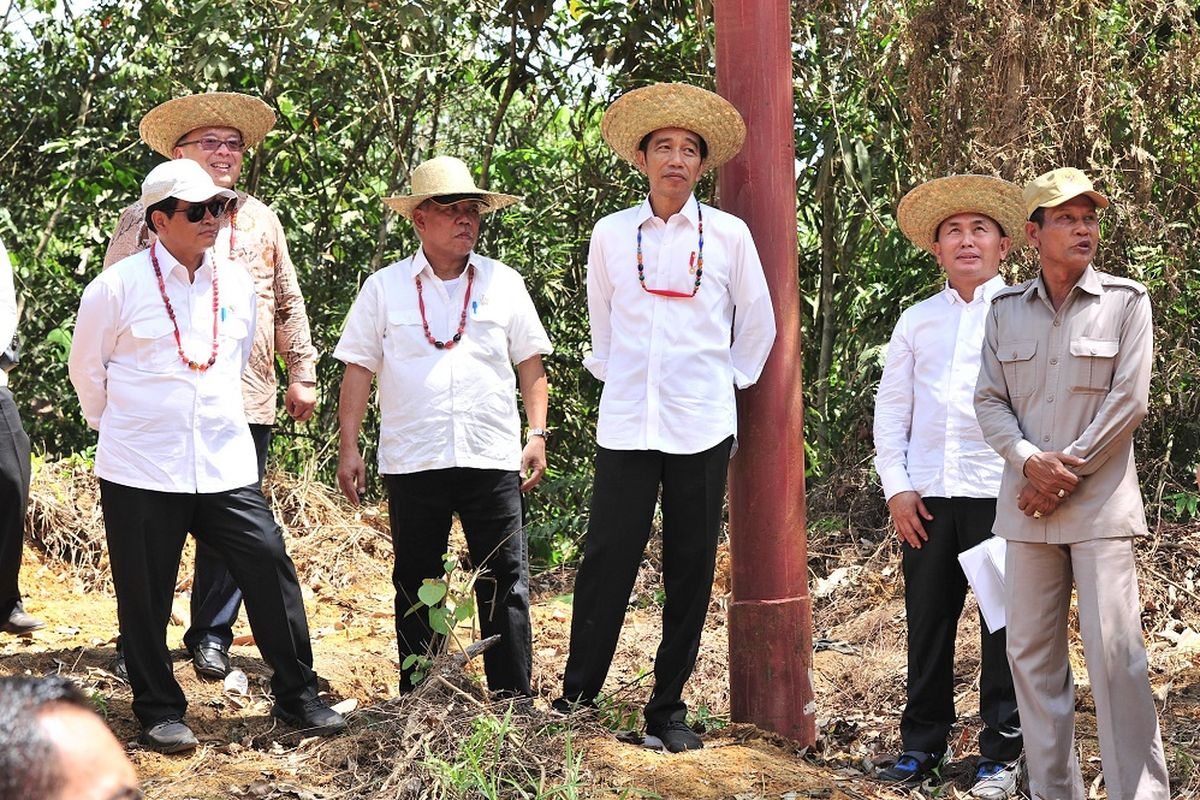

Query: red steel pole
[{"left": 715, "top": 0, "right": 816, "bottom": 745}]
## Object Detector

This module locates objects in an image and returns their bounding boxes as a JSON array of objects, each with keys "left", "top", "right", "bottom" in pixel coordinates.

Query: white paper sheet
[{"left": 957, "top": 535, "right": 1007, "bottom": 634}]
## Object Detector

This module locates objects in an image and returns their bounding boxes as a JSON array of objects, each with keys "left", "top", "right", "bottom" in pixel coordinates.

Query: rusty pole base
[{"left": 728, "top": 596, "right": 816, "bottom": 743}]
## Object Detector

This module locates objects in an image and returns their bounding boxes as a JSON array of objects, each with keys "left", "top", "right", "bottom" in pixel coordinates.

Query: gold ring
[
  {"left": 1057, "top": 488, "right": 1066, "bottom": 498},
  {"left": 1033, "top": 510, "right": 1044, "bottom": 519}
]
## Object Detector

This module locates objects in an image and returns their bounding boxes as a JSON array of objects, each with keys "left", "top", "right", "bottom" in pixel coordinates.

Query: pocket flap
[
  {"left": 387, "top": 309, "right": 423, "bottom": 326},
  {"left": 129, "top": 317, "right": 175, "bottom": 340},
  {"left": 997, "top": 339, "right": 1037, "bottom": 363},
  {"left": 1069, "top": 337, "right": 1119, "bottom": 358}
]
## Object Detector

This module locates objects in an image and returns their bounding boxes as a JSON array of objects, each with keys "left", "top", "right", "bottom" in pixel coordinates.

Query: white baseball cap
[{"left": 140, "top": 159, "right": 237, "bottom": 208}]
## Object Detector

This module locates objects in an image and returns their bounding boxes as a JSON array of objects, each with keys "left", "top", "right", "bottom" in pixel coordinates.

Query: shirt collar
[
  {"left": 940, "top": 272, "right": 1006, "bottom": 305},
  {"left": 1027, "top": 263, "right": 1099, "bottom": 301},
  {"left": 635, "top": 194, "right": 700, "bottom": 228},
  {"left": 153, "top": 240, "right": 213, "bottom": 281},
  {"left": 410, "top": 247, "right": 480, "bottom": 279}
]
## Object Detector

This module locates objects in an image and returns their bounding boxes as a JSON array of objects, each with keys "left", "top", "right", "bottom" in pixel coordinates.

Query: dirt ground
[{"left": 4, "top": 467, "right": 1200, "bottom": 798}]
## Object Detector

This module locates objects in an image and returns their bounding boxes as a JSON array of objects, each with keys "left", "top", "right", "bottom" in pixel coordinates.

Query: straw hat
[
  {"left": 139, "top": 92, "right": 276, "bottom": 158},
  {"left": 897, "top": 175, "right": 1027, "bottom": 254},
  {"left": 383, "top": 156, "right": 522, "bottom": 219},
  {"left": 601, "top": 83, "right": 746, "bottom": 173},
  {"left": 1023, "top": 167, "right": 1110, "bottom": 218}
]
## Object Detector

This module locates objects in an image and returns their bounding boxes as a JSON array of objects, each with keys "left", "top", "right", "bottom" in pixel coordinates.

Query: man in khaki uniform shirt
[{"left": 975, "top": 168, "right": 1169, "bottom": 799}]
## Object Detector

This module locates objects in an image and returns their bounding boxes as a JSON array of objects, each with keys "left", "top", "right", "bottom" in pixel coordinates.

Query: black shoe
[
  {"left": 112, "top": 642, "right": 128, "bottom": 681},
  {"left": 272, "top": 697, "right": 347, "bottom": 736},
  {"left": 139, "top": 719, "right": 199, "bottom": 753},
  {"left": 190, "top": 643, "right": 231, "bottom": 680},
  {"left": 1, "top": 602, "right": 45, "bottom": 635},
  {"left": 550, "top": 696, "right": 597, "bottom": 717},
  {"left": 646, "top": 720, "right": 703, "bottom": 753},
  {"left": 877, "top": 750, "right": 945, "bottom": 784}
]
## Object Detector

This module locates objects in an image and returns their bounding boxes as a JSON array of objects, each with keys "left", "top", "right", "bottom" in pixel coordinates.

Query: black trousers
[
  {"left": 384, "top": 468, "right": 531, "bottom": 695},
  {"left": 184, "top": 423, "right": 271, "bottom": 651},
  {"left": 561, "top": 437, "right": 733, "bottom": 728},
  {"left": 0, "top": 387, "right": 30, "bottom": 620},
  {"left": 901, "top": 496, "right": 1022, "bottom": 761},
  {"left": 99, "top": 479, "right": 318, "bottom": 727}
]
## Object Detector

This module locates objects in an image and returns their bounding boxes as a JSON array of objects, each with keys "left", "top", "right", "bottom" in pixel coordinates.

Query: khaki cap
[
  {"left": 1023, "top": 168, "right": 1110, "bottom": 218},
  {"left": 383, "top": 156, "right": 521, "bottom": 219},
  {"left": 139, "top": 92, "right": 276, "bottom": 158},
  {"left": 897, "top": 175, "right": 1026, "bottom": 254},
  {"left": 601, "top": 83, "right": 746, "bottom": 173}
]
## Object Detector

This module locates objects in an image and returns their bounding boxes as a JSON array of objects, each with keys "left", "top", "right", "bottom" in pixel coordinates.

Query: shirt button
[
  {"left": 1050, "top": 357, "right": 1058, "bottom": 365},
  {"left": 1053, "top": 320, "right": 1061, "bottom": 326},
  {"left": 1043, "top": 435, "right": 1051, "bottom": 442},
  {"left": 1047, "top": 396, "right": 1054, "bottom": 403}
]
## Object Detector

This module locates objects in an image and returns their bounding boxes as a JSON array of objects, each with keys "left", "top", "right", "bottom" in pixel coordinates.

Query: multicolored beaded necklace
[
  {"left": 415, "top": 265, "right": 475, "bottom": 349},
  {"left": 149, "top": 241, "right": 221, "bottom": 371},
  {"left": 636, "top": 201, "right": 704, "bottom": 298}
]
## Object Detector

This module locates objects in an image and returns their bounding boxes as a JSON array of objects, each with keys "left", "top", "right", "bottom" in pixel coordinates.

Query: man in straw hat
[
  {"left": 334, "top": 155, "right": 551, "bottom": 697},
  {"left": 103, "top": 91, "right": 318, "bottom": 682},
  {"left": 69, "top": 160, "right": 345, "bottom": 752},
  {"left": 553, "top": 83, "right": 776, "bottom": 753},
  {"left": 873, "top": 175, "right": 1025, "bottom": 795},
  {"left": 975, "top": 167, "right": 1169, "bottom": 798}
]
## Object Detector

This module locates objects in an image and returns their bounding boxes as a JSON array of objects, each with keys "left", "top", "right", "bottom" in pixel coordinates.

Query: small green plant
[
  {"left": 689, "top": 703, "right": 728, "bottom": 733},
  {"left": 402, "top": 553, "right": 478, "bottom": 686},
  {"left": 1165, "top": 490, "right": 1200, "bottom": 521}
]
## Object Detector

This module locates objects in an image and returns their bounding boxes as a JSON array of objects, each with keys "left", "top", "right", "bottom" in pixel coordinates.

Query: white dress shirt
[
  {"left": 69, "top": 243, "right": 258, "bottom": 493},
  {"left": 334, "top": 249, "right": 552, "bottom": 475},
  {"left": 873, "top": 274, "right": 1006, "bottom": 501},
  {"left": 584, "top": 195, "right": 776, "bottom": 454},
  {"left": 0, "top": 238, "right": 15, "bottom": 389}
]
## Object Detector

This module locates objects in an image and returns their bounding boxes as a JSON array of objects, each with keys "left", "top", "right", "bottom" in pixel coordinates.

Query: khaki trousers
[{"left": 1005, "top": 538, "right": 1169, "bottom": 800}]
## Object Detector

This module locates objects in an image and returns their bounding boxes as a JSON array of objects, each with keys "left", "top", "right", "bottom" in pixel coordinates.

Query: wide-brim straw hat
[
  {"left": 601, "top": 83, "right": 746, "bottom": 173},
  {"left": 383, "top": 156, "right": 522, "bottom": 219},
  {"left": 898, "top": 174, "right": 1027, "bottom": 253},
  {"left": 139, "top": 92, "right": 276, "bottom": 158}
]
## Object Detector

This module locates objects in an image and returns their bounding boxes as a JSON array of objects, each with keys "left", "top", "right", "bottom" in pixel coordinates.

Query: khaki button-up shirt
[
  {"left": 974, "top": 265, "right": 1152, "bottom": 544},
  {"left": 103, "top": 193, "right": 317, "bottom": 425}
]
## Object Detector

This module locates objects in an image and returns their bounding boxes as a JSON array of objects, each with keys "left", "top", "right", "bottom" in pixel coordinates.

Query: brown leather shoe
[{"left": 1, "top": 602, "right": 45, "bottom": 635}]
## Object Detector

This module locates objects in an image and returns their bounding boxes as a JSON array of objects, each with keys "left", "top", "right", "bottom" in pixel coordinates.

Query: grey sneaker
[
  {"left": 1, "top": 602, "right": 45, "bottom": 635},
  {"left": 139, "top": 719, "right": 198, "bottom": 754},
  {"left": 969, "top": 757, "right": 1023, "bottom": 799}
]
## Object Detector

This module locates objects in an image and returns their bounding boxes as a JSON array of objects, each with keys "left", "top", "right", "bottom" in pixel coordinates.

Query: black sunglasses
[{"left": 170, "top": 199, "right": 234, "bottom": 223}]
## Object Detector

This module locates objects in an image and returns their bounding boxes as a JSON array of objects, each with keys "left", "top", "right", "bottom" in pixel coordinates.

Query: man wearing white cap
[
  {"left": 554, "top": 83, "right": 776, "bottom": 753},
  {"left": 975, "top": 168, "right": 1169, "bottom": 798},
  {"left": 874, "top": 176, "right": 1024, "bottom": 796},
  {"left": 334, "top": 155, "right": 551, "bottom": 697},
  {"left": 104, "top": 92, "right": 318, "bottom": 681},
  {"left": 70, "top": 160, "right": 344, "bottom": 752}
]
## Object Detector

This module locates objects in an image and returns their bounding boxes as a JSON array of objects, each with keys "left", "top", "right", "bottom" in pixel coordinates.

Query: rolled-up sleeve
[
  {"left": 69, "top": 277, "right": 120, "bottom": 430},
  {"left": 0, "top": 239, "right": 16, "bottom": 351},
  {"left": 873, "top": 315, "right": 916, "bottom": 500},
  {"left": 505, "top": 275, "right": 553, "bottom": 365},
  {"left": 333, "top": 276, "right": 386, "bottom": 374},
  {"left": 975, "top": 303, "right": 1041, "bottom": 471},
  {"left": 728, "top": 222, "right": 776, "bottom": 389}
]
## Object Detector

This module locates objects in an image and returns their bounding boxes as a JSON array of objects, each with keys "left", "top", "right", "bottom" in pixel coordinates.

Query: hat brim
[
  {"left": 898, "top": 175, "right": 1028, "bottom": 254},
  {"left": 140, "top": 92, "right": 276, "bottom": 158},
  {"left": 383, "top": 192, "right": 522, "bottom": 220},
  {"left": 1033, "top": 189, "right": 1111, "bottom": 216},
  {"left": 601, "top": 83, "right": 747, "bottom": 174}
]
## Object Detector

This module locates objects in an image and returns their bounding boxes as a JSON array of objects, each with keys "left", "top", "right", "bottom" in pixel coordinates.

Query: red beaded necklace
[
  {"left": 149, "top": 241, "right": 221, "bottom": 371},
  {"left": 636, "top": 201, "right": 704, "bottom": 298},
  {"left": 415, "top": 265, "right": 475, "bottom": 349}
]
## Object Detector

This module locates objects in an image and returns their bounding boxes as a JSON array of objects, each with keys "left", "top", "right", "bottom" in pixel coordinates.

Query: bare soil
[{"left": 4, "top": 466, "right": 1200, "bottom": 798}]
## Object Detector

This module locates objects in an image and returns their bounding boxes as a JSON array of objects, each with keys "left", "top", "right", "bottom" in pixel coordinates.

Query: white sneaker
[{"left": 969, "top": 757, "right": 1023, "bottom": 799}]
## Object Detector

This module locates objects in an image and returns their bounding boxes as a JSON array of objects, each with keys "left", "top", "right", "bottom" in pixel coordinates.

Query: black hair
[
  {"left": 637, "top": 130, "right": 709, "bottom": 160},
  {"left": 1029, "top": 206, "right": 1046, "bottom": 226},
  {"left": 144, "top": 198, "right": 177, "bottom": 234},
  {"left": 0, "top": 677, "right": 92, "bottom": 800}
]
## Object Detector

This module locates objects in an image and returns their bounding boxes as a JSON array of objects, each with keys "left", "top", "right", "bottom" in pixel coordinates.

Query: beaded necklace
[
  {"left": 149, "top": 241, "right": 221, "bottom": 371},
  {"left": 415, "top": 265, "right": 475, "bottom": 349},
  {"left": 636, "top": 201, "right": 704, "bottom": 298}
]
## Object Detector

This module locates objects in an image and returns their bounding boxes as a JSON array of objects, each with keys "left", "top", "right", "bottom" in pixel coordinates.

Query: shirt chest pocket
[
  {"left": 997, "top": 339, "right": 1037, "bottom": 398},
  {"left": 129, "top": 317, "right": 180, "bottom": 374},
  {"left": 384, "top": 309, "right": 429, "bottom": 360},
  {"left": 1068, "top": 337, "right": 1118, "bottom": 394}
]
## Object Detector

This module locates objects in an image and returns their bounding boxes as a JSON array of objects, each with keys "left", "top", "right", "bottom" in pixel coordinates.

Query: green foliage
[{"left": 402, "top": 552, "right": 476, "bottom": 686}]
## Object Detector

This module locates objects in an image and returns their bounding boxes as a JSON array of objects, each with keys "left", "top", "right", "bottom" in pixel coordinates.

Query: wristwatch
[{"left": 527, "top": 428, "right": 549, "bottom": 441}]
